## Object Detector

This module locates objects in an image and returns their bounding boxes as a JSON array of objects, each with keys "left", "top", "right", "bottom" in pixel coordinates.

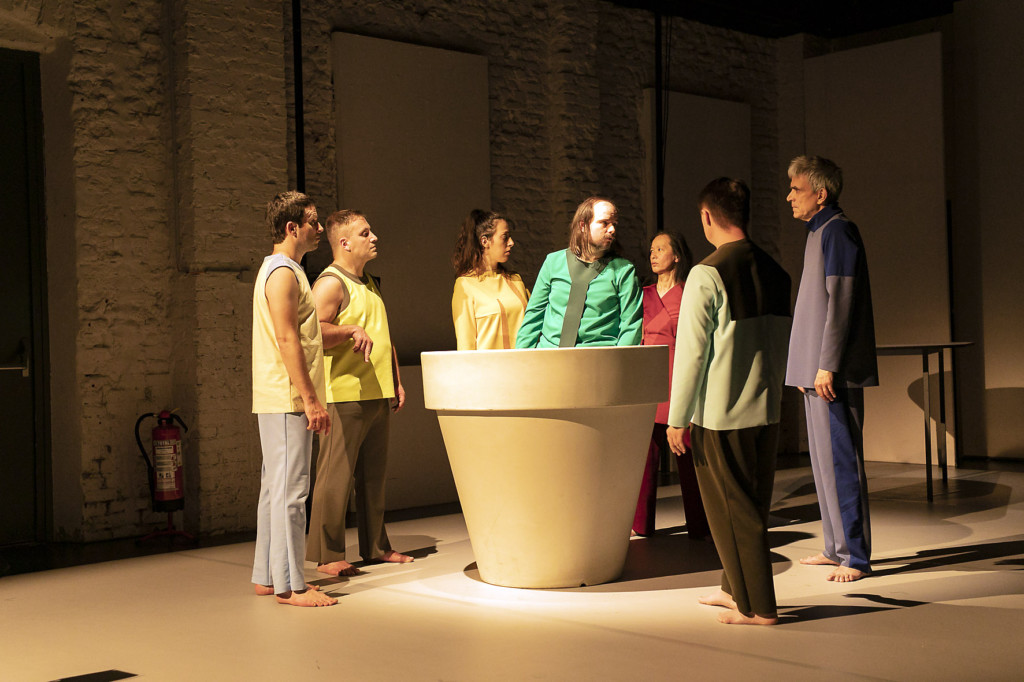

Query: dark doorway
[{"left": 0, "top": 47, "right": 50, "bottom": 546}]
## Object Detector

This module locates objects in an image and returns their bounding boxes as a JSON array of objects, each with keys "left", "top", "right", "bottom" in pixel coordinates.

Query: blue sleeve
[{"left": 819, "top": 222, "right": 860, "bottom": 372}]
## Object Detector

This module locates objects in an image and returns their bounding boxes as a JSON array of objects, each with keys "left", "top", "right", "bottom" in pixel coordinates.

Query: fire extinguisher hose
[{"left": 134, "top": 412, "right": 158, "bottom": 472}]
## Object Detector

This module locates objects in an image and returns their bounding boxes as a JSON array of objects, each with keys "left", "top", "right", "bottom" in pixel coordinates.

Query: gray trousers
[{"left": 252, "top": 412, "right": 312, "bottom": 594}]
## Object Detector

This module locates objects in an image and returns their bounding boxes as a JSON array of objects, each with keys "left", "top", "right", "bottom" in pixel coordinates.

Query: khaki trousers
[{"left": 306, "top": 399, "right": 392, "bottom": 563}]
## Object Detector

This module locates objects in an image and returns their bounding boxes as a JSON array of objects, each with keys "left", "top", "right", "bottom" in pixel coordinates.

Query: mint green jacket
[
  {"left": 515, "top": 249, "right": 642, "bottom": 348},
  {"left": 668, "top": 240, "right": 791, "bottom": 430}
]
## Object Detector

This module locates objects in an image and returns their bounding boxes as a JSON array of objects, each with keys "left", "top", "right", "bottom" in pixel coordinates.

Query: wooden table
[{"left": 876, "top": 342, "right": 973, "bottom": 501}]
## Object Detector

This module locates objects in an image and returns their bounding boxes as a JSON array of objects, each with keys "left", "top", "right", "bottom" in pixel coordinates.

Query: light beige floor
[{"left": 2, "top": 462, "right": 1023, "bottom": 681}]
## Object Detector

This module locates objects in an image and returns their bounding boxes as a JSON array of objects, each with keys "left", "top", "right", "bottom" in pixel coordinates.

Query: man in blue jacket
[{"left": 785, "top": 156, "right": 878, "bottom": 583}]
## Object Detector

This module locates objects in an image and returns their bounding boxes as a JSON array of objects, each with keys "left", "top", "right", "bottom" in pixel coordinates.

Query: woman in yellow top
[{"left": 451, "top": 209, "right": 530, "bottom": 350}]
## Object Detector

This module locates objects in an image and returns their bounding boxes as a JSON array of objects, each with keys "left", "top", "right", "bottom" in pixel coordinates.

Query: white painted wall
[
  {"left": 804, "top": 33, "right": 951, "bottom": 464},
  {"left": 641, "top": 90, "right": 751, "bottom": 264},
  {"left": 332, "top": 32, "right": 491, "bottom": 360}
]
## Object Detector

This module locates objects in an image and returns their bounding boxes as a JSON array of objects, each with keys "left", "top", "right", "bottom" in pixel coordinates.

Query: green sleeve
[
  {"left": 515, "top": 255, "right": 553, "bottom": 348},
  {"left": 615, "top": 261, "right": 643, "bottom": 346},
  {"left": 667, "top": 265, "right": 718, "bottom": 427}
]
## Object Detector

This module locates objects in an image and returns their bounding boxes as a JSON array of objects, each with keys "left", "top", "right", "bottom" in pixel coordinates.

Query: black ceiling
[{"left": 610, "top": 0, "right": 957, "bottom": 38}]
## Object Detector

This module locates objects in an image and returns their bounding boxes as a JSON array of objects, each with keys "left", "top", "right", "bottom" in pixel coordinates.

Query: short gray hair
[{"left": 788, "top": 155, "right": 843, "bottom": 204}]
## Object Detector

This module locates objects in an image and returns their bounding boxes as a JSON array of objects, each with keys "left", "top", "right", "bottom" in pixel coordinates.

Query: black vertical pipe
[
  {"left": 292, "top": 0, "right": 306, "bottom": 193},
  {"left": 654, "top": 12, "right": 664, "bottom": 235},
  {"left": 945, "top": 198, "right": 961, "bottom": 465},
  {"left": 291, "top": 0, "right": 311, "bottom": 275}
]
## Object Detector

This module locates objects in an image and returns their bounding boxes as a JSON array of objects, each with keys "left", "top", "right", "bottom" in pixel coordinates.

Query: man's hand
[
  {"left": 667, "top": 426, "right": 688, "bottom": 455},
  {"left": 814, "top": 369, "right": 836, "bottom": 402},
  {"left": 391, "top": 382, "right": 406, "bottom": 413},
  {"left": 350, "top": 326, "right": 374, "bottom": 363},
  {"left": 304, "top": 397, "right": 330, "bottom": 435}
]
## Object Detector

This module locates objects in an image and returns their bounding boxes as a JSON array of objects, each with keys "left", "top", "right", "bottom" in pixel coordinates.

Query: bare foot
[
  {"left": 254, "top": 583, "right": 319, "bottom": 596},
  {"left": 698, "top": 589, "right": 737, "bottom": 610},
  {"left": 317, "top": 560, "right": 362, "bottom": 577},
  {"left": 376, "top": 550, "right": 414, "bottom": 564},
  {"left": 275, "top": 589, "right": 337, "bottom": 607},
  {"left": 718, "top": 611, "right": 778, "bottom": 626},
  {"left": 828, "top": 566, "right": 868, "bottom": 582},
  {"left": 800, "top": 553, "right": 839, "bottom": 566}
]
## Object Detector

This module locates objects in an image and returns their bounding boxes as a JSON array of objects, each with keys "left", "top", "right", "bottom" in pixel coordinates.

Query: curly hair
[{"left": 451, "top": 209, "right": 514, "bottom": 277}]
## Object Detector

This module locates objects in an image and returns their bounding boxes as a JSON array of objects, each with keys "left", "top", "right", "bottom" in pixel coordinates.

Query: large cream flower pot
[{"left": 421, "top": 346, "right": 668, "bottom": 588}]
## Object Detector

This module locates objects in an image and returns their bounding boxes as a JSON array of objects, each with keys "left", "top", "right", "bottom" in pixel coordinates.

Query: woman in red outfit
[{"left": 632, "top": 232, "right": 710, "bottom": 538}]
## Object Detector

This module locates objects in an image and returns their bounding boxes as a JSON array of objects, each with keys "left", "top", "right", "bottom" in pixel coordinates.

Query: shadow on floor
[
  {"left": 778, "top": 603, "right": 896, "bottom": 623},
  {"left": 777, "top": 593, "right": 930, "bottom": 625},
  {"left": 873, "top": 535, "right": 1024, "bottom": 576},
  {"left": 870, "top": 477, "right": 1012, "bottom": 508},
  {"left": 570, "top": 529, "right": 816, "bottom": 592},
  {"left": 767, "top": 475, "right": 1013, "bottom": 523},
  {"left": 766, "top": 502, "right": 822, "bottom": 526},
  {"left": 309, "top": 536, "right": 439, "bottom": 589},
  {"left": 620, "top": 532, "right": 724, "bottom": 582},
  {"left": 0, "top": 502, "right": 459, "bottom": 578},
  {"left": 0, "top": 531, "right": 250, "bottom": 578}
]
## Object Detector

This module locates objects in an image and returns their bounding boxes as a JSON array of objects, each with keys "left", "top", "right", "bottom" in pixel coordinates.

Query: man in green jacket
[{"left": 515, "top": 197, "right": 642, "bottom": 348}]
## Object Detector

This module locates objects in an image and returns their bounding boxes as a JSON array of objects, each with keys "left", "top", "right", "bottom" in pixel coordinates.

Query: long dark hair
[
  {"left": 651, "top": 231, "right": 692, "bottom": 286},
  {"left": 452, "top": 209, "right": 514, "bottom": 277}
]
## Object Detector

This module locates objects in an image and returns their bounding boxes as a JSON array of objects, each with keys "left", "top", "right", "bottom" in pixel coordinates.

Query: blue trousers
[
  {"left": 252, "top": 412, "right": 313, "bottom": 593},
  {"left": 804, "top": 388, "right": 871, "bottom": 573}
]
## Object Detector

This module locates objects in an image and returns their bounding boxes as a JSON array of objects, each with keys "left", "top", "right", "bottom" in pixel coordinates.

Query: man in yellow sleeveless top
[
  {"left": 307, "top": 210, "right": 413, "bottom": 576},
  {"left": 251, "top": 191, "right": 336, "bottom": 607}
]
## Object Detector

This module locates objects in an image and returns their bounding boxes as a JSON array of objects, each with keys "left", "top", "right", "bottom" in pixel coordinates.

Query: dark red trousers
[{"left": 632, "top": 423, "right": 710, "bottom": 538}]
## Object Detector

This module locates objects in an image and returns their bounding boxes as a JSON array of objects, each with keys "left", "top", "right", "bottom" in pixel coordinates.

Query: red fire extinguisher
[{"left": 135, "top": 410, "right": 189, "bottom": 513}]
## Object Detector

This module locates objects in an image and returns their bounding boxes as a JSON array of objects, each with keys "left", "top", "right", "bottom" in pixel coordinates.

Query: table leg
[
  {"left": 937, "top": 349, "right": 948, "bottom": 486},
  {"left": 922, "top": 351, "right": 933, "bottom": 502}
]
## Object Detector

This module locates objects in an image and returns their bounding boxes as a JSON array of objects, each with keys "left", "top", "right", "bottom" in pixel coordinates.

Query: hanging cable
[{"left": 291, "top": 0, "right": 306, "bottom": 193}]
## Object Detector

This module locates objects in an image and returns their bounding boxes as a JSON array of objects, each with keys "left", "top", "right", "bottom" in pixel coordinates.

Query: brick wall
[
  {"left": 298, "top": 0, "right": 782, "bottom": 277},
  {"left": 8, "top": 0, "right": 291, "bottom": 540},
  {"left": 167, "top": 0, "right": 290, "bottom": 537},
  {"left": 68, "top": 0, "right": 179, "bottom": 539},
  {"left": 9, "top": 0, "right": 787, "bottom": 541}
]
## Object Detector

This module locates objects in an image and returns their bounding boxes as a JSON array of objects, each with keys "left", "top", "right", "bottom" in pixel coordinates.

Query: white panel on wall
[
  {"left": 641, "top": 90, "right": 751, "bottom": 265},
  {"left": 804, "top": 32, "right": 950, "bottom": 465},
  {"left": 332, "top": 33, "right": 488, "bottom": 512},
  {"left": 332, "top": 32, "right": 490, "bottom": 359}
]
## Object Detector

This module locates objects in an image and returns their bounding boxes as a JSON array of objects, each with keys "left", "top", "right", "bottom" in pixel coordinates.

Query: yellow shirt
[
  {"left": 451, "top": 272, "right": 530, "bottom": 350},
  {"left": 319, "top": 265, "right": 395, "bottom": 403},
  {"left": 252, "top": 254, "right": 326, "bottom": 413}
]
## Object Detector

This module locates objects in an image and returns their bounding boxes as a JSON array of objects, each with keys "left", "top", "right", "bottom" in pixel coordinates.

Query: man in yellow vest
[
  {"left": 306, "top": 210, "right": 413, "bottom": 576},
  {"left": 251, "top": 191, "right": 336, "bottom": 607}
]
